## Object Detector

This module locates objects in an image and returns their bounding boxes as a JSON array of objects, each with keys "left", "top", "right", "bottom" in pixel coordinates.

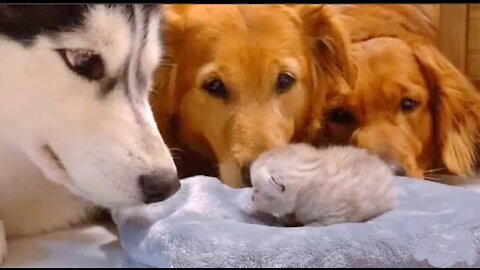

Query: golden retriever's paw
[{"left": 0, "top": 220, "right": 7, "bottom": 264}]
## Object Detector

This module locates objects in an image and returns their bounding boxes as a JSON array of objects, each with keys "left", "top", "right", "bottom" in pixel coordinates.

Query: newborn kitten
[{"left": 250, "top": 143, "right": 396, "bottom": 227}]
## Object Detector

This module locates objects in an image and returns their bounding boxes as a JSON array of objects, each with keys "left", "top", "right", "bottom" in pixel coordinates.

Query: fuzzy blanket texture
[{"left": 113, "top": 176, "right": 480, "bottom": 268}]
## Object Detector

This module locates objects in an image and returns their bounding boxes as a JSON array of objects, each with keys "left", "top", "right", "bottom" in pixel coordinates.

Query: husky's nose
[{"left": 138, "top": 172, "right": 180, "bottom": 204}]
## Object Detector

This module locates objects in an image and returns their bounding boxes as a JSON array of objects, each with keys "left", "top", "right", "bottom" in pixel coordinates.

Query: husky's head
[{"left": 0, "top": 4, "right": 180, "bottom": 208}]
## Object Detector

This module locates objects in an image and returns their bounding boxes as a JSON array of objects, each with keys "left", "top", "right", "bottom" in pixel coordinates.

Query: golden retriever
[
  {"left": 151, "top": 4, "right": 354, "bottom": 187},
  {"left": 318, "top": 36, "right": 480, "bottom": 183}
]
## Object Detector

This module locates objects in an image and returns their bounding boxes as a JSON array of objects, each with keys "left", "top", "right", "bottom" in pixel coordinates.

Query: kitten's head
[{"left": 250, "top": 143, "right": 319, "bottom": 218}]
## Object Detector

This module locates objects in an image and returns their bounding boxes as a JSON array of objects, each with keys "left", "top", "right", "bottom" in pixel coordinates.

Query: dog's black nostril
[
  {"left": 393, "top": 167, "right": 407, "bottom": 177},
  {"left": 241, "top": 165, "right": 252, "bottom": 187},
  {"left": 138, "top": 172, "right": 180, "bottom": 204}
]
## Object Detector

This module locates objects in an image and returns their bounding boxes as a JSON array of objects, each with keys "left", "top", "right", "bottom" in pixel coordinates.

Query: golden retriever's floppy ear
[
  {"left": 150, "top": 61, "right": 177, "bottom": 145},
  {"left": 296, "top": 4, "right": 355, "bottom": 86},
  {"left": 294, "top": 4, "right": 356, "bottom": 141},
  {"left": 410, "top": 37, "right": 480, "bottom": 176},
  {"left": 150, "top": 4, "right": 190, "bottom": 145}
]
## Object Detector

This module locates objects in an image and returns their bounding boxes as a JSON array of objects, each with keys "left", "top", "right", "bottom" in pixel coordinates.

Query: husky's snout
[{"left": 0, "top": 4, "right": 182, "bottom": 210}]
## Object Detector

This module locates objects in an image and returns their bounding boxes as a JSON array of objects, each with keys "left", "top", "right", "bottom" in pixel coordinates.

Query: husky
[{"left": 0, "top": 4, "right": 180, "bottom": 263}]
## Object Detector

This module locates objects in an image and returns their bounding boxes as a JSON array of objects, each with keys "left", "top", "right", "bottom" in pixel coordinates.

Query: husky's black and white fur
[{"left": 0, "top": 4, "right": 179, "bottom": 262}]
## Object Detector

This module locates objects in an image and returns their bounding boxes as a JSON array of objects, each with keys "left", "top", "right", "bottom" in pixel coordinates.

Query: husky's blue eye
[
  {"left": 202, "top": 78, "right": 228, "bottom": 99},
  {"left": 57, "top": 49, "right": 104, "bottom": 81}
]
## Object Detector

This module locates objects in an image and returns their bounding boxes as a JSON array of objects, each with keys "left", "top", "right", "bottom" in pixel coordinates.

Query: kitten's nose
[{"left": 241, "top": 165, "right": 252, "bottom": 187}]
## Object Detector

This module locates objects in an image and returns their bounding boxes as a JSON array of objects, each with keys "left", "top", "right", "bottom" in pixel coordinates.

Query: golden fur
[
  {"left": 319, "top": 36, "right": 480, "bottom": 181},
  {"left": 151, "top": 4, "right": 353, "bottom": 187},
  {"left": 316, "top": 4, "right": 480, "bottom": 182},
  {"left": 329, "top": 4, "right": 438, "bottom": 42}
]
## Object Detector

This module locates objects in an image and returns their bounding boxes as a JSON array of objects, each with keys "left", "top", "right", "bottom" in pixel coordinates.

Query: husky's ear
[
  {"left": 409, "top": 37, "right": 480, "bottom": 176},
  {"left": 0, "top": 5, "right": 88, "bottom": 44}
]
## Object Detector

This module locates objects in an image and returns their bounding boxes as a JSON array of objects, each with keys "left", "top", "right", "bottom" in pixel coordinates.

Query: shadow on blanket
[{"left": 113, "top": 176, "right": 480, "bottom": 268}]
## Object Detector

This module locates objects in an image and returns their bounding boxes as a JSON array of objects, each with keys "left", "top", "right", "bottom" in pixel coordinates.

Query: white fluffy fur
[
  {"left": 0, "top": 5, "right": 175, "bottom": 262},
  {"left": 251, "top": 143, "right": 396, "bottom": 226}
]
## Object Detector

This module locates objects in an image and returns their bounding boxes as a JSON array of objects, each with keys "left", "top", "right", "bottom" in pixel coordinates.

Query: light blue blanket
[{"left": 113, "top": 176, "right": 480, "bottom": 268}]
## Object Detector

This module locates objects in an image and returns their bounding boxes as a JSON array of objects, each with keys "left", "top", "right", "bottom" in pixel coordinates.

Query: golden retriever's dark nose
[
  {"left": 138, "top": 172, "right": 180, "bottom": 204},
  {"left": 241, "top": 165, "right": 252, "bottom": 187},
  {"left": 393, "top": 167, "right": 406, "bottom": 177}
]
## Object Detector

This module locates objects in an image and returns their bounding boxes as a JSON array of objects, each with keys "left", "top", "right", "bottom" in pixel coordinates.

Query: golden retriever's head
[
  {"left": 320, "top": 37, "right": 480, "bottom": 180},
  {"left": 152, "top": 4, "right": 352, "bottom": 187}
]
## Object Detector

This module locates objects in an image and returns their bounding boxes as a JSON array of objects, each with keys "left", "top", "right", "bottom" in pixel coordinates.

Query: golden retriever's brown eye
[
  {"left": 57, "top": 49, "right": 104, "bottom": 81},
  {"left": 328, "top": 108, "right": 356, "bottom": 125},
  {"left": 276, "top": 72, "right": 296, "bottom": 94},
  {"left": 202, "top": 78, "right": 228, "bottom": 99},
  {"left": 400, "top": 98, "right": 419, "bottom": 112}
]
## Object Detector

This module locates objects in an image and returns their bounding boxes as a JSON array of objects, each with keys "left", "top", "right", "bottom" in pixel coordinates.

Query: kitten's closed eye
[{"left": 270, "top": 176, "right": 285, "bottom": 192}]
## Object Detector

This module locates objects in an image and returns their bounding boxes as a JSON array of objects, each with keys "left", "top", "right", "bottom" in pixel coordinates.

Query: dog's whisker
[
  {"left": 159, "top": 62, "right": 177, "bottom": 66},
  {"left": 424, "top": 167, "right": 448, "bottom": 174},
  {"left": 424, "top": 176, "right": 441, "bottom": 182},
  {"left": 157, "top": 54, "right": 177, "bottom": 67},
  {"left": 169, "top": 148, "right": 186, "bottom": 154}
]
